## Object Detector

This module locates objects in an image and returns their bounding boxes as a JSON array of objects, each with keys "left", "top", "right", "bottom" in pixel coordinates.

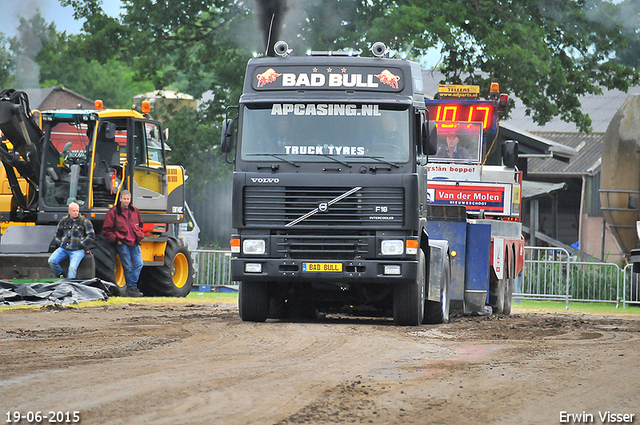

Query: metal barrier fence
[
  {"left": 189, "top": 247, "right": 640, "bottom": 307},
  {"left": 623, "top": 264, "right": 640, "bottom": 308},
  {"left": 519, "top": 247, "right": 572, "bottom": 309},
  {"left": 520, "top": 246, "right": 640, "bottom": 308},
  {"left": 192, "top": 249, "right": 234, "bottom": 288}
]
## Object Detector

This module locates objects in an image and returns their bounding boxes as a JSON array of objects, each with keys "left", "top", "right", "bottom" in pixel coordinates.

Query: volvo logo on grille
[
  {"left": 251, "top": 177, "right": 280, "bottom": 183},
  {"left": 318, "top": 202, "right": 328, "bottom": 212}
]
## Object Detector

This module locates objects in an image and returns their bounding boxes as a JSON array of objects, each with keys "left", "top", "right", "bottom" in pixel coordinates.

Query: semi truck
[
  {"left": 425, "top": 83, "right": 525, "bottom": 315},
  {"left": 0, "top": 88, "right": 194, "bottom": 296},
  {"left": 221, "top": 41, "right": 453, "bottom": 325}
]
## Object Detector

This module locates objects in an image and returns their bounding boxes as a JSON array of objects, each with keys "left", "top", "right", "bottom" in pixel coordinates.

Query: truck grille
[
  {"left": 244, "top": 186, "right": 404, "bottom": 228},
  {"left": 276, "top": 233, "right": 374, "bottom": 260}
]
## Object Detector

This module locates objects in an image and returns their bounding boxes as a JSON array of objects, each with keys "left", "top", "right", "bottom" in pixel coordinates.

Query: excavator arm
[{"left": 0, "top": 89, "right": 43, "bottom": 211}]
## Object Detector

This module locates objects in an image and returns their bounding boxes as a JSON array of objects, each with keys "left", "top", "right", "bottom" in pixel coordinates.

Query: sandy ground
[{"left": 1, "top": 301, "right": 640, "bottom": 425}]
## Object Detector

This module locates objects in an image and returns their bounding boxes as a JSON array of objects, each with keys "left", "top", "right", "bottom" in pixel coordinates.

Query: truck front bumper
[{"left": 231, "top": 258, "right": 418, "bottom": 285}]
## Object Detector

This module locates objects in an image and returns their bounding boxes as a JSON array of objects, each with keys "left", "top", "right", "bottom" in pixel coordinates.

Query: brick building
[{"left": 22, "top": 86, "right": 94, "bottom": 110}]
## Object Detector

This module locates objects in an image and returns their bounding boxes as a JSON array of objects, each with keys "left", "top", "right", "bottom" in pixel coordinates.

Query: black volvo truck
[{"left": 222, "top": 42, "right": 451, "bottom": 325}]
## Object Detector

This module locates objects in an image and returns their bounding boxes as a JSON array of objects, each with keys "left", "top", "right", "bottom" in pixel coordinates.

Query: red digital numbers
[{"left": 429, "top": 104, "right": 494, "bottom": 129}]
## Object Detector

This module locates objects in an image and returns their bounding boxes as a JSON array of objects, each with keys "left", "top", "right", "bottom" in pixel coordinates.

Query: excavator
[{"left": 0, "top": 88, "right": 194, "bottom": 296}]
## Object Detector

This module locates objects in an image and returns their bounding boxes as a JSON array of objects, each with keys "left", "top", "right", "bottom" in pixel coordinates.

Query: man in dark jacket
[
  {"left": 103, "top": 189, "right": 145, "bottom": 297},
  {"left": 48, "top": 202, "right": 95, "bottom": 278},
  {"left": 434, "top": 131, "right": 472, "bottom": 160}
]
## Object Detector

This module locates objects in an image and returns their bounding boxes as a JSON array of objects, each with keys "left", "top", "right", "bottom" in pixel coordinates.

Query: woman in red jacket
[{"left": 103, "top": 189, "right": 144, "bottom": 297}]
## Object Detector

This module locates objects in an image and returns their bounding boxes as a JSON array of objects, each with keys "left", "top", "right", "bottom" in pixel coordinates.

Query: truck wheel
[
  {"left": 502, "top": 278, "right": 513, "bottom": 315},
  {"left": 489, "top": 279, "right": 506, "bottom": 314},
  {"left": 502, "top": 260, "right": 514, "bottom": 315},
  {"left": 424, "top": 253, "right": 450, "bottom": 324},
  {"left": 139, "top": 238, "right": 194, "bottom": 297},
  {"left": 239, "top": 281, "right": 269, "bottom": 322},
  {"left": 393, "top": 251, "right": 425, "bottom": 326},
  {"left": 92, "top": 235, "right": 126, "bottom": 296}
]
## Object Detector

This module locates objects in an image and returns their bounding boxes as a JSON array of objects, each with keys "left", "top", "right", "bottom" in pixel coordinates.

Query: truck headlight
[
  {"left": 381, "top": 240, "right": 404, "bottom": 255},
  {"left": 243, "top": 239, "right": 266, "bottom": 255}
]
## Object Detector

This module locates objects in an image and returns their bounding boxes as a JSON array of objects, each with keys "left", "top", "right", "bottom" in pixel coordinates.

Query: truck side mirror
[
  {"left": 422, "top": 121, "right": 438, "bottom": 155},
  {"left": 503, "top": 140, "right": 519, "bottom": 168},
  {"left": 220, "top": 119, "right": 234, "bottom": 153}
]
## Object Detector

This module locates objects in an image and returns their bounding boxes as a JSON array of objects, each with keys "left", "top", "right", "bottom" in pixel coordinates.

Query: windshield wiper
[
  {"left": 347, "top": 155, "right": 400, "bottom": 168},
  {"left": 319, "top": 154, "right": 352, "bottom": 168},
  {"left": 248, "top": 153, "right": 299, "bottom": 167}
]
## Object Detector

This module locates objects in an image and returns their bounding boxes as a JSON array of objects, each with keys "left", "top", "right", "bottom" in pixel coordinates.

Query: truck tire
[
  {"left": 423, "top": 253, "right": 450, "bottom": 324},
  {"left": 502, "top": 259, "right": 514, "bottom": 315},
  {"left": 239, "top": 281, "right": 269, "bottom": 322},
  {"left": 91, "top": 235, "right": 126, "bottom": 296},
  {"left": 139, "top": 238, "right": 194, "bottom": 297},
  {"left": 502, "top": 278, "right": 513, "bottom": 315},
  {"left": 393, "top": 251, "right": 426, "bottom": 326},
  {"left": 490, "top": 279, "right": 506, "bottom": 314}
]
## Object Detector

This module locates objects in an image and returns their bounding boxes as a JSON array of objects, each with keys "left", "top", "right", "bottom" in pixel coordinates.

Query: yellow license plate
[{"left": 302, "top": 262, "right": 342, "bottom": 272}]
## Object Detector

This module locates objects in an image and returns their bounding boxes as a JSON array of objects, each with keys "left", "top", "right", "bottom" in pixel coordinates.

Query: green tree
[
  {"left": 294, "top": 0, "right": 640, "bottom": 132},
  {"left": 3, "top": 13, "right": 152, "bottom": 107},
  {"left": 156, "top": 101, "right": 230, "bottom": 198},
  {"left": 62, "top": 0, "right": 640, "bottom": 159}
]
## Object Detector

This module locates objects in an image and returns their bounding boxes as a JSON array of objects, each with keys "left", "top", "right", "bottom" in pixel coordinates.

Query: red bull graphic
[
  {"left": 256, "top": 68, "right": 282, "bottom": 87},
  {"left": 251, "top": 66, "right": 404, "bottom": 91},
  {"left": 375, "top": 69, "right": 400, "bottom": 89}
]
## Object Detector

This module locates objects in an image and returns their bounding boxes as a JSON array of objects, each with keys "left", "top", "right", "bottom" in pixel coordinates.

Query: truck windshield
[
  {"left": 240, "top": 103, "right": 411, "bottom": 163},
  {"left": 430, "top": 121, "right": 483, "bottom": 163}
]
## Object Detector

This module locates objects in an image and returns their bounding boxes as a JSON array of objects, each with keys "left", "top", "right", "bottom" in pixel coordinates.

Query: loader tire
[
  {"left": 92, "top": 235, "right": 126, "bottom": 296},
  {"left": 138, "top": 238, "right": 193, "bottom": 297}
]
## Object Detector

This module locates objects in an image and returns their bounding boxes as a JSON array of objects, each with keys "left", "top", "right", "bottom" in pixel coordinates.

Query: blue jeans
[
  {"left": 48, "top": 247, "right": 85, "bottom": 278},
  {"left": 117, "top": 243, "right": 143, "bottom": 288}
]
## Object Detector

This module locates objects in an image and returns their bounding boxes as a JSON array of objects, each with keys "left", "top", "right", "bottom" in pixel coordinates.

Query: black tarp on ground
[{"left": 0, "top": 278, "right": 118, "bottom": 306}]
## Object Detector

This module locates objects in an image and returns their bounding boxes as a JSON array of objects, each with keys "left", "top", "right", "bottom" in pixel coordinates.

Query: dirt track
[{"left": 1, "top": 301, "right": 640, "bottom": 425}]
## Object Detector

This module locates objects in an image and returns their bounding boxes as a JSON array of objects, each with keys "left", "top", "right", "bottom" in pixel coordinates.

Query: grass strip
[{"left": 513, "top": 299, "right": 640, "bottom": 316}]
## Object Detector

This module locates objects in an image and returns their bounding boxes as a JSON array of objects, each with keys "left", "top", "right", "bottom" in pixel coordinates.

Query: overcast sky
[
  {"left": 1, "top": 0, "right": 628, "bottom": 40},
  {"left": 0, "top": 0, "right": 122, "bottom": 38}
]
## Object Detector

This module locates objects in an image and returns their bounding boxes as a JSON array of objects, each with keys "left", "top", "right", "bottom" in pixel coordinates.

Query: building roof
[
  {"left": 527, "top": 131, "right": 604, "bottom": 177},
  {"left": 22, "top": 87, "right": 56, "bottom": 109},
  {"left": 498, "top": 123, "right": 577, "bottom": 162},
  {"left": 522, "top": 180, "right": 567, "bottom": 199},
  {"left": 507, "top": 86, "right": 640, "bottom": 133},
  {"left": 134, "top": 88, "right": 195, "bottom": 102},
  {"left": 22, "top": 86, "right": 94, "bottom": 110}
]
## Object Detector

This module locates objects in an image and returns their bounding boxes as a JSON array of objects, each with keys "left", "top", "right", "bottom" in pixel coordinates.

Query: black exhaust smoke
[{"left": 256, "top": 0, "right": 287, "bottom": 56}]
